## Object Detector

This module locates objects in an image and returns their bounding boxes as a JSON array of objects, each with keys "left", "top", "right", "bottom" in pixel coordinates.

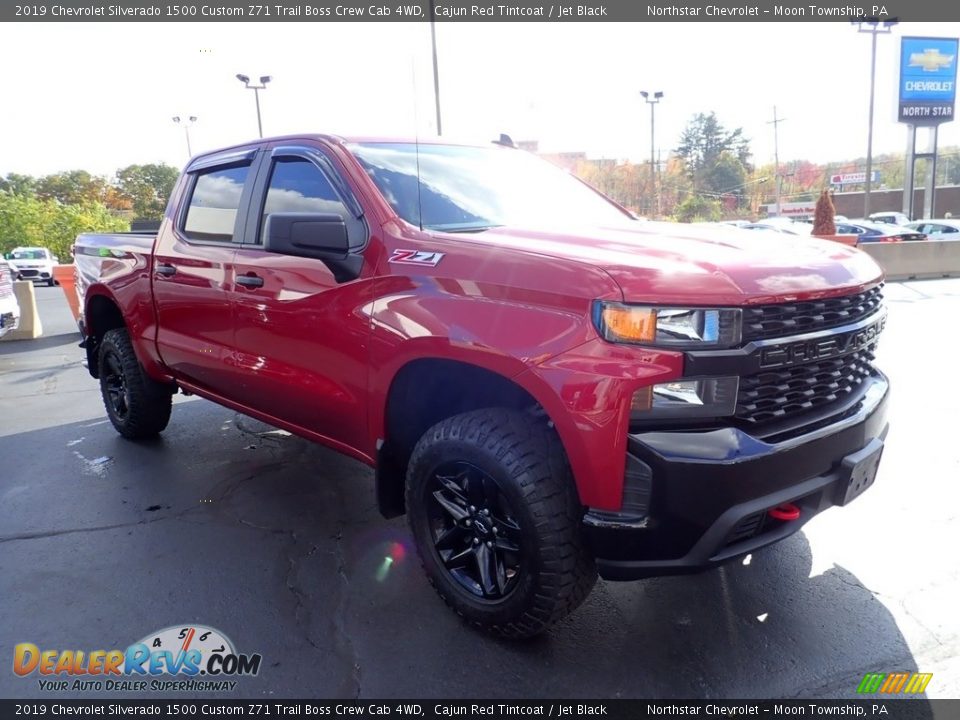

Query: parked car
[
  {"left": 868, "top": 212, "right": 912, "bottom": 226},
  {"left": 904, "top": 219, "right": 960, "bottom": 239},
  {"left": 5, "top": 247, "right": 59, "bottom": 286},
  {"left": 74, "top": 134, "right": 890, "bottom": 637},
  {"left": 0, "top": 257, "right": 21, "bottom": 338},
  {"left": 836, "top": 220, "right": 926, "bottom": 243},
  {"left": 740, "top": 222, "right": 812, "bottom": 235}
]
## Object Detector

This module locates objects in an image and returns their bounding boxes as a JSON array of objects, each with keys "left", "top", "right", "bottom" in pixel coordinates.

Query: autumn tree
[
  {"left": 811, "top": 190, "right": 836, "bottom": 236},
  {"left": 36, "top": 170, "right": 110, "bottom": 206},
  {"left": 115, "top": 163, "right": 180, "bottom": 221}
]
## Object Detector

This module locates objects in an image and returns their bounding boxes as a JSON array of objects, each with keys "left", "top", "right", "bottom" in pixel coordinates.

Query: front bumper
[
  {"left": 583, "top": 373, "right": 889, "bottom": 580},
  {"left": 14, "top": 268, "right": 52, "bottom": 281}
]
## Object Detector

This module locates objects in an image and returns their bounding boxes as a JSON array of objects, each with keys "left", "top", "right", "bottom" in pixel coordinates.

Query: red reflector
[{"left": 768, "top": 503, "right": 801, "bottom": 521}]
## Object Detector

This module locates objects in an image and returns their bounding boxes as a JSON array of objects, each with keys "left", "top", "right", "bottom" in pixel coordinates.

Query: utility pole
[
  {"left": 640, "top": 90, "right": 664, "bottom": 217},
  {"left": 768, "top": 106, "right": 786, "bottom": 217}
]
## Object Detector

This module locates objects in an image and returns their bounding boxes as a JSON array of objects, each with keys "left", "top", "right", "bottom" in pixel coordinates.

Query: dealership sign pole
[{"left": 899, "top": 36, "right": 959, "bottom": 219}]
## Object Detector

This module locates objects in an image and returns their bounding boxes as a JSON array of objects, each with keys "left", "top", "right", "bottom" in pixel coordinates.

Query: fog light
[{"left": 631, "top": 376, "right": 739, "bottom": 420}]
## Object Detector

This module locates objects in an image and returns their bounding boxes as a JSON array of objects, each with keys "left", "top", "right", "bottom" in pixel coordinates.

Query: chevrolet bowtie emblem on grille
[{"left": 908, "top": 48, "right": 955, "bottom": 73}]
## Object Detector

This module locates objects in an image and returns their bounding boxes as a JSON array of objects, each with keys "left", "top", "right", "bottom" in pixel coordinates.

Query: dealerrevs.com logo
[{"left": 13, "top": 624, "right": 262, "bottom": 692}]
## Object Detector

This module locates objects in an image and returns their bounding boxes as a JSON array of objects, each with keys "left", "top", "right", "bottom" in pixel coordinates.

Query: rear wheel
[
  {"left": 98, "top": 328, "right": 173, "bottom": 439},
  {"left": 406, "top": 408, "right": 596, "bottom": 638}
]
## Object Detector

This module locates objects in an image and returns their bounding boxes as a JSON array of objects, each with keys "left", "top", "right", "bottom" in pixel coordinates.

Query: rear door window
[{"left": 182, "top": 164, "right": 251, "bottom": 242}]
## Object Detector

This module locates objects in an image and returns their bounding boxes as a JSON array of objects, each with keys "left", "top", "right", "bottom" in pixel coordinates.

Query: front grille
[
  {"left": 742, "top": 285, "right": 883, "bottom": 342},
  {"left": 736, "top": 344, "right": 877, "bottom": 425},
  {"left": 18, "top": 269, "right": 38, "bottom": 278}
]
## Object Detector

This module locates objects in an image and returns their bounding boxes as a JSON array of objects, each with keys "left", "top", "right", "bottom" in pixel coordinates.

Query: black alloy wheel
[
  {"left": 427, "top": 461, "right": 524, "bottom": 600},
  {"left": 101, "top": 347, "right": 131, "bottom": 422}
]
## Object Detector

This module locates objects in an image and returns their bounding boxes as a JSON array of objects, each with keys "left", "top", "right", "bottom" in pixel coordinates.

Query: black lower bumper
[{"left": 584, "top": 374, "right": 889, "bottom": 581}]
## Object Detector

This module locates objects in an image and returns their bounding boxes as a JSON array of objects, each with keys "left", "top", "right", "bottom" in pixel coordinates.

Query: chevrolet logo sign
[
  {"left": 909, "top": 48, "right": 955, "bottom": 73},
  {"left": 759, "top": 317, "right": 886, "bottom": 369}
]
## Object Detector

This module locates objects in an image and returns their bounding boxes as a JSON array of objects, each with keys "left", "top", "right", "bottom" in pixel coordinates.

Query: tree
[
  {"left": 701, "top": 151, "right": 748, "bottom": 196},
  {"left": 0, "top": 193, "right": 128, "bottom": 262},
  {"left": 0, "top": 173, "right": 38, "bottom": 196},
  {"left": 674, "top": 195, "right": 721, "bottom": 222},
  {"left": 811, "top": 190, "right": 836, "bottom": 236},
  {"left": 115, "top": 163, "right": 180, "bottom": 220},
  {"left": 675, "top": 112, "right": 751, "bottom": 180},
  {"left": 675, "top": 113, "right": 752, "bottom": 205},
  {"left": 36, "top": 170, "right": 110, "bottom": 205}
]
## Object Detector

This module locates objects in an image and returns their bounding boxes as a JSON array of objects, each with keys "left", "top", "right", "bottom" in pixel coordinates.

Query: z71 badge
[{"left": 389, "top": 249, "right": 445, "bottom": 267}]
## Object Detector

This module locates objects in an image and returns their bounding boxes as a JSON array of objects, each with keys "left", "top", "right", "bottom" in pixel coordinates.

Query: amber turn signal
[{"left": 600, "top": 305, "right": 657, "bottom": 343}]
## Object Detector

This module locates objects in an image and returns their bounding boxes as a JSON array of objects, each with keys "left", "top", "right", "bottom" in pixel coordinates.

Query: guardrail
[{"left": 857, "top": 240, "right": 960, "bottom": 281}]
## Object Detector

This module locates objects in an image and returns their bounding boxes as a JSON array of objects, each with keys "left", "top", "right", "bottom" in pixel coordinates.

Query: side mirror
[{"left": 264, "top": 212, "right": 362, "bottom": 282}]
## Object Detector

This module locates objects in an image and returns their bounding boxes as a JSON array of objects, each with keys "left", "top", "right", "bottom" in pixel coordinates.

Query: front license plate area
[{"left": 837, "top": 439, "right": 884, "bottom": 506}]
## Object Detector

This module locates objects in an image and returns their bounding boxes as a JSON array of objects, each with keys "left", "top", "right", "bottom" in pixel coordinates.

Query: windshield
[
  {"left": 11, "top": 249, "right": 45, "bottom": 260},
  {"left": 349, "top": 142, "right": 633, "bottom": 232}
]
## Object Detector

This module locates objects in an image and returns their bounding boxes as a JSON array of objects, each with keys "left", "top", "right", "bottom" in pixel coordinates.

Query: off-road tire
[
  {"left": 406, "top": 408, "right": 597, "bottom": 639},
  {"left": 98, "top": 328, "right": 173, "bottom": 439}
]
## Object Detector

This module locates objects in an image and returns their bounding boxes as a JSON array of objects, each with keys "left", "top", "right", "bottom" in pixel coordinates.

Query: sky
[{"left": 0, "top": 21, "right": 958, "bottom": 178}]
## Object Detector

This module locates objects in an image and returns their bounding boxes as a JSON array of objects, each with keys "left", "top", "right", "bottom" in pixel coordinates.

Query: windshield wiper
[{"left": 427, "top": 224, "right": 502, "bottom": 234}]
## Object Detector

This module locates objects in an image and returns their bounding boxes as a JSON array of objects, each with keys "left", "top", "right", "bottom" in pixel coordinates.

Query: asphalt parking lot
[{"left": 1, "top": 283, "right": 959, "bottom": 701}]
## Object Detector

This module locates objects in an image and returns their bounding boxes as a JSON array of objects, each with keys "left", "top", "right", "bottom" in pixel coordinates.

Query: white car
[
  {"left": 869, "top": 211, "right": 912, "bottom": 226},
  {"left": 905, "top": 219, "right": 960, "bottom": 240},
  {"left": 6, "top": 246, "right": 58, "bottom": 286},
  {"left": 0, "top": 258, "right": 21, "bottom": 338}
]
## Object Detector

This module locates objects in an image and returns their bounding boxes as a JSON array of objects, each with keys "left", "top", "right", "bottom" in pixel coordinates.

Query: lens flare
[{"left": 374, "top": 542, "right": 409, "bottom": 582}]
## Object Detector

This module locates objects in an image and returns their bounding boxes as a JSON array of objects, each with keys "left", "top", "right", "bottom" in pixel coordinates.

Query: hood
[{"left": 477, "top": 221, "right": 884, "bottom": 305}]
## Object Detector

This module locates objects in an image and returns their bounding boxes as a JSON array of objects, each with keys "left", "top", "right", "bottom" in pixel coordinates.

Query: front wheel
[
  {"left": 98, "top": 328, "right": 173, "bottom": 439},
  {"left": 406, "top": 408, "right": 596, "bottom": 638}
]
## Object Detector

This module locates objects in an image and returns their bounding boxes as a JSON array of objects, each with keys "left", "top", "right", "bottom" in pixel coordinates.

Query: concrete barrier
[
  {"left": 858, "top": 240, "right": 960, "bottom": 281},
  {"left": 0, "top": 280, "right": 43, "bottom": 341}
]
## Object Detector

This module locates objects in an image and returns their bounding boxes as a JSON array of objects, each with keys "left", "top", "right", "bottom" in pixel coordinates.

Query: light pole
[
  {"left": 640, "top": 90, "right": 663, "bottom": 217},
  {"left": 852, "top": 19, "right": 898, "bottom": 217},
  {"left": 236, "top": 73, "right": 272, "bottom": 138},
  {"left": 172, "top": 115, "right": 197, "bottom": 158},
  {"left": 428, "top": 0, "right": 442, "bottom": 134}
]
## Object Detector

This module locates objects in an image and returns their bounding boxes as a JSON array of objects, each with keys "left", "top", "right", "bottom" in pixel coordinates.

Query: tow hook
[{"left": 768, "top": 502, "right": 801, "bottom": 521}]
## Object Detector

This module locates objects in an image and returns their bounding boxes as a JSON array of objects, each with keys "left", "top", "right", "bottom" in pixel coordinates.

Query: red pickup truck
[{"left": 75, "top": 135, "right": 889, "bottom": 638}]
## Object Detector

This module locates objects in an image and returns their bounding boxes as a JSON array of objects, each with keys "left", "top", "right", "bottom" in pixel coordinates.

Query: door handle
[
  {"left": 155, "top": 263, "right": 177, "bottom": 277},
  {"left": 236, "top": 274, "right": 264, "bottom": 288}
]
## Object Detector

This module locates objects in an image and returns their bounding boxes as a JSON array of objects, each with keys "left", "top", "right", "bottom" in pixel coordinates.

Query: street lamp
[
  {"left": 428, "top": 0, "right": 442, "bottom": 135},
  {"left": 640, "top": 90, "right": 664, "bottom": 217},
  {"left": 852, "top": 19, "right": 898, "bottom": 217},
  {"left": 172, "top": 115, "right": 197, "bottom": 158},
  {"left": 236, "top": 73, "right": 272, "bottom": 138}
]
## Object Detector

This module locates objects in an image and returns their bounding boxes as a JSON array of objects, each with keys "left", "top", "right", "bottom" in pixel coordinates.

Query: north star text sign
[{"left": 898, "top": 36, "right": 959, "bottom": 125}]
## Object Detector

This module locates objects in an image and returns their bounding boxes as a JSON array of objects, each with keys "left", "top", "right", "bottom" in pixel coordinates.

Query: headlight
[
  {"left": 631, "top": 377, "right": 739, "bottom": 420},
  {"left": 593, "top": 302, "right": 741, "bottom": 348}
]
